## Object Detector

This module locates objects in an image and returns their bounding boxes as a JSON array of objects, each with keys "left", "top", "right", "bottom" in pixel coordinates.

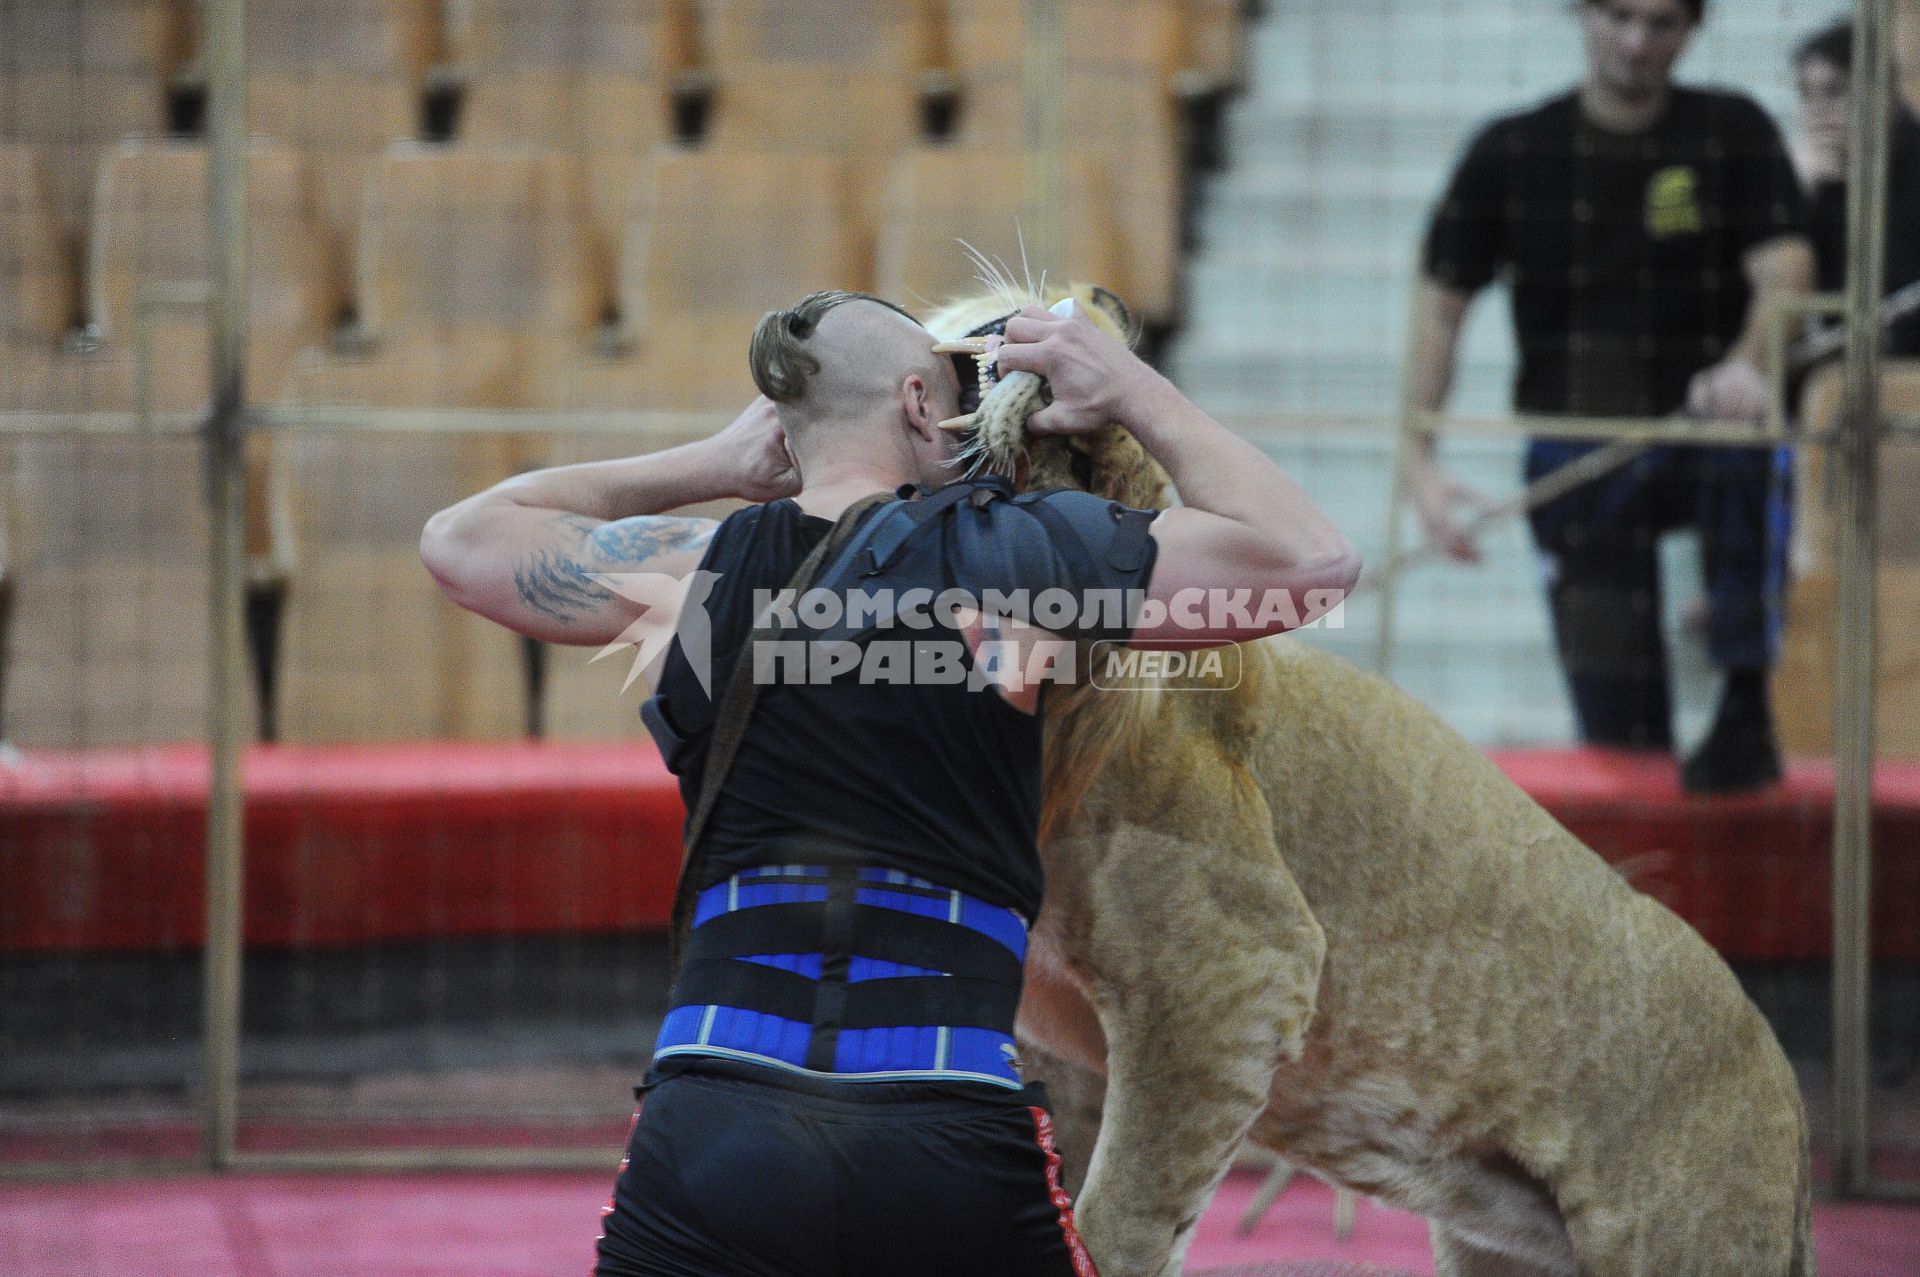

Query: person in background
[
  {"left": 1407, "top": 0, "right": 1815, "bottom": 793},
  {"left": 1792, "top": 17, "right": 1920, "bottom": 358}
]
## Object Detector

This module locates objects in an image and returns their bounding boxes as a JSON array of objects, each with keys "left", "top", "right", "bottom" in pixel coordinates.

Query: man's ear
[{"left": 901, "top": 373, "right": 937, "bottom": 440}]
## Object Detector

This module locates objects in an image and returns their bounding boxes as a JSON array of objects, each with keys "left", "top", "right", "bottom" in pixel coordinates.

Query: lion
[{"left": 922, "top": 277, "right": 1814, "bottom": 1277}]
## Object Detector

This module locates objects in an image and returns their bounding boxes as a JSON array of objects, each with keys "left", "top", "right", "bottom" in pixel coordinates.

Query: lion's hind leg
[
  {"left": 1430, "top": 1223, "right": 1577, "bottom": 1277},
  {"left": 1559, "top": 1003, "right": 1810, "bottom": 1277},
  {"left": 1559, "top": 1145, "right": 1806, "bottom": 1277}
]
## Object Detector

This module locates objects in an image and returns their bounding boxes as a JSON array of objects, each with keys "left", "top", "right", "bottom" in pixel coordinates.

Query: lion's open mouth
[{"left": 949, "top": 311, "right": 1017, "bottom": 417}]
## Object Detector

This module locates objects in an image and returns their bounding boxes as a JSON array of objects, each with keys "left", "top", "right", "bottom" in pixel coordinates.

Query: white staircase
[{"left": 1166, "top": 0, "right": 1823, "bottom": 745}]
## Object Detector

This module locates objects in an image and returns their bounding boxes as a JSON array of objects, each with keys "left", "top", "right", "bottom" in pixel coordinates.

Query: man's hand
[
  {"left": 1407, "top": 454, "right": 1495, "bottom": 564},
  {"left": 993, "top": 304, "right": 1160, "bottom": 436},
  {"left": 711, "top": 396, "right": 801, "bottom": 502},
  {"left": 988, "top": 303, "right": 1361, "bottom": 645},
  {"left": 1687, "top": 356, "right": 1771, "bottom": 424}
]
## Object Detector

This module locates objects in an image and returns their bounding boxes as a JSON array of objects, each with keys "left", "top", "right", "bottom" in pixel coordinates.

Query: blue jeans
[{"left": 1524, "top": 439, "right": 1792, "bottom": 749}]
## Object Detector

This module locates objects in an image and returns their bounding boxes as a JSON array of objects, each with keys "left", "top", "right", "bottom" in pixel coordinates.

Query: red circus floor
[{"left": 3, "top": 1166, "right": 1917, "bottom": 1276}]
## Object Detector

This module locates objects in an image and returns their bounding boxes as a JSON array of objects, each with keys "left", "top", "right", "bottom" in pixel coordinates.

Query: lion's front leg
[{"left": 1067, "top": 824, "right": 1325, "bottom": 1277}]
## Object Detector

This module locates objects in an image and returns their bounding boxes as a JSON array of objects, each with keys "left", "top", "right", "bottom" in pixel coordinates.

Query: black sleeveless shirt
[{"left": 646, "top": 479, "right": 1160, "bottom": 920}]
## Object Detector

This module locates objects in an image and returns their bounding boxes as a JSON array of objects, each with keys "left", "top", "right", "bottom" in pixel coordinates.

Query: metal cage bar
[
  {"left": 201, "top": 0, "right": 250, "bottom": 1170},
  {"left": 1022, "top": 0, "right": 1067, "bottom": 278},
  {"left": 1832, "top": 0, "right": 1898, "bottom": 1200}
]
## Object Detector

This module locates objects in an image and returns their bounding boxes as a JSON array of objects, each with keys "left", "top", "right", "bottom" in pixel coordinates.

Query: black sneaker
[{"left": 1682, "top": 670, "right": 1784, "bottom": 794}]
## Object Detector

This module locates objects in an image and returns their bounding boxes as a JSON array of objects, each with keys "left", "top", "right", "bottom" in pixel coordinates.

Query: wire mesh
[
  {"left": 0, "top": 0, "right": 216, "bottom": 1169},
  {"left": 0, "top": 429, "right": 213, "bottom": 1172},
  {"left": 1860, "top": 432, "right": 1920, "bottom": 1188},
  {"left": 0, "top": 0, "right": 1913, "bottom": 1261}
]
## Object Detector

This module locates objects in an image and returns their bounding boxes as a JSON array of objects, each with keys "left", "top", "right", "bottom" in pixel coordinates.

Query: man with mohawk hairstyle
[{"left": 422, "top": 287, "right": 1356, "bottom": 1276}]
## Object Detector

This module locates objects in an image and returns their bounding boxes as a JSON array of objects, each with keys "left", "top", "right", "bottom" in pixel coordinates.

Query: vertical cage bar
[
  {"left": 201, "top": 0, "right": 251, "bottom": 1169},
  {"left": 1374, "top": 430, "right": 1411, "bottom": 678},
  {"left": 1831, "top": 0, "right": 1893, "bottom": 1197},
  {"left": 1022, "top": 0, "right": 1066, "bottom": 276},
  {"left": 1377, "top": 276, "right": 1431, "bottom": 679}
]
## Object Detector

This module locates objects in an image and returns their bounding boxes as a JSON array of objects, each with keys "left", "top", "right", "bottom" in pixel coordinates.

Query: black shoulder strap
[
  {"left": 666, "top": 491, "right": 893, "bottom": 976},
  {"left": 856, "top": 477, "right": 1006, "bottom": 576}
]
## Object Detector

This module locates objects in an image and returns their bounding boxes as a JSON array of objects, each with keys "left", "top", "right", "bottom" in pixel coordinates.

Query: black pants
[
  {"left": 1525, "top": 439, "right": 1791, "bottom": 749},
  {"left": 594, "top": 1058, "right": 1098, "bottom": 1277}
]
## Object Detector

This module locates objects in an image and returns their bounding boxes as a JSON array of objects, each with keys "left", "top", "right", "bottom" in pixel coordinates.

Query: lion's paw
[{"left": 1074, "top": 1193, "right": 1182, "bottom": 1277}]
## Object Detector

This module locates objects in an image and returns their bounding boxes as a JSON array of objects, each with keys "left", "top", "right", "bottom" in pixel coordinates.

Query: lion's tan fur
[{"left": 923, "top": 286, "right": 1814, "bottom": 1277}]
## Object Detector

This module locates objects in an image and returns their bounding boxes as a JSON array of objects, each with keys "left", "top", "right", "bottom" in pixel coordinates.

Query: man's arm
[
  {"left": 1402, "top": 276, "right": 1495, "bottom": 562},
  {"left": 1405, "top": 276, "right": 1474, "bottom": 427},
  {"left": 1403, "top": 118, "right": 1504, "bottom": 564},
  {"left": 1691, "top": 98, "right": 1818, "bottom": 421},
  {"left": 420, "top": 399, "right": 797, "bottom": 646},
  {"left": 995, "top": 306, "right": 1360, "bottom": 646},
  {"left": 1687, "top": 235, "right": 1817, "bottom": 421}
]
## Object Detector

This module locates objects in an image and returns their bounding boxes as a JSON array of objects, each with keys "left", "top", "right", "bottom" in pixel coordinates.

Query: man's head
[
  {"left": 748, "top": 290, "right": 964, "bottom": 488},
  {"left": 1578, "top": 0, "right": 1701, "bottom": 103},
  {"left": 1796, "top": 18, "right": 1852, "bottom": 80},
  {"left": 1796, "top": 20, "right": 1852, "bottom": 166}
]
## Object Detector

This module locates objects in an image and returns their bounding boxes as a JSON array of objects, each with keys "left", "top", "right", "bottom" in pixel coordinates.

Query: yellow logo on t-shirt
[{"left": 1646, "top": 166, "right": 1703, "bottom": 238}]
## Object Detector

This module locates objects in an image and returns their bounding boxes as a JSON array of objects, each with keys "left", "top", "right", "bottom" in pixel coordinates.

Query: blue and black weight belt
[{"left": 654, "top": 863, "right": 1029, "bottom": 1089}]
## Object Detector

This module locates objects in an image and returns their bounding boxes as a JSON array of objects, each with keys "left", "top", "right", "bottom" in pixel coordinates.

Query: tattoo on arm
[
  {"left": 584, "top": 516, "right": 712, "bottom": 564},
  {"left": 512, "top": 514, "right": 713, "bottom": 623},
  {"left": 513, "top": 545, "right": 611, "bottom": 622}
]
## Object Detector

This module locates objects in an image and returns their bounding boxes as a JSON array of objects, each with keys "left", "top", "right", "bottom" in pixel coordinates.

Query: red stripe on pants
[
  {"left": 592, "top": 1100, "right": 647, "bottom": 1272},
  {"left": 1028, "top": 1105, "right": 1100, "bottom": 1277}
]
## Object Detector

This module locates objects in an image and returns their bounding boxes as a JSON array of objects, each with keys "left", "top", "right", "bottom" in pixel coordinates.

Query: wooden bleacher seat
[
  {"left": 0, "top": 433, "right": 257, "bottom": 747},
  {"left": 268, "top": 145, "right": 608, "bottom": 741},
  {"left": 875, "top": 145, "right": 1126, "bottom": 318},
  {"left": 942, "top": 0, "right": 1187, "bottom": 320},
  {"left": 454, "top": 0, "right": 695, "bottom": 268},
  {"left": 263, "top": 403, "right": 530, "bottom": 743},
  {"left": 0, "top": 146, "right": 78, "bottom": 346},
  {"left": 536, "top": 145, "right": 865, "bottom": 411},
  {"left": 948, "top": 0, "right": 1187, "bottom": 87},
  {"left": 285, "top": 142, "right": 604, "bottom": 409},
  {"left": 354, "top": 142, "right": 605, "bottom": 343},
  {"left": 947, "top": 0, "right": 1233, "bottom": 98},
  {"left": 1180, "top": 0, "right": 1248, "bottom": 95},
  {"left": 1774, "top": 361, "right": 1920, "bottom": 760},
  {"left": 0, "top": 143, "right": 80, "bottom": 412},
  {"left": 90, "top": 139, "right": 333, "bottom": 390},
  {"left": 0, "top": 0, "right": 186, "bottom": 275},
  {"left": 0, "top": 138, "right": 331, "bottom": 414},
  {"left": 0, "top": 139, "right": 329, "bottom": 413},
  {"left": 237, "top": 0, "right": 442, "bottom": 298},
  {"left": 698, "top": 0, "right": 941, "bottom": 245}
]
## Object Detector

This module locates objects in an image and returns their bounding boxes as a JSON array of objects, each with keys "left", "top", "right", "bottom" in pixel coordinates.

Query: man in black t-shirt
[
  {"left": 1407, "top": 0, "right": 1815, "bottom": 792},
  {"left": 422, "top": 291, "right": 1358, "bottom": 1276}
]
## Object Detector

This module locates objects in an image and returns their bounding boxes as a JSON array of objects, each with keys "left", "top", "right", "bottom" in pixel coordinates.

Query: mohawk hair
[{"left": 748, "top": 290, "right": 919, "bottom": 404}]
